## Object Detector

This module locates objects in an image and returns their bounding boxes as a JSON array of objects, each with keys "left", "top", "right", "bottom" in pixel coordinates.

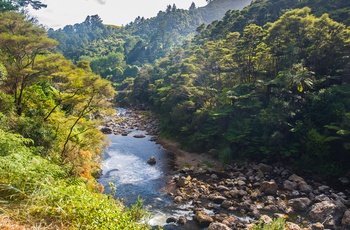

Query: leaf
[
  {"left": 336, "top": 130, "right": 350, "bottom": 135},
  {"left": 297, "top": 84, "right": 303, "bottom": 92},
  {"left": 324, "top": 125, "right": 341, "bottom": 130}
]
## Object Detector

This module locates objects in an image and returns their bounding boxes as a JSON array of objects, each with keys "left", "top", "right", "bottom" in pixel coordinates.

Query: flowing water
[{"left": 98, "top": 109, "right": 199, "bottom": 229}]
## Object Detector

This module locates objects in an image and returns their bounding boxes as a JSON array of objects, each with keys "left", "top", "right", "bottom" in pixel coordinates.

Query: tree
[
  {"left": 189, "top": 2, "right": 196, "bottom": 10},
  {"left": 0, "top": 0, "right": 16, "bottom": 12},
  {"left": 0, "top": 12, "right": 57, "bottom": 115},
  {"left": 0, "top": 0, "right": 46, "bottom": 12}
]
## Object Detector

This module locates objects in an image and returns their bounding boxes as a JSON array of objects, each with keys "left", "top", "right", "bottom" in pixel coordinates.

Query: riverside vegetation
[
  {"left": 1, "top": 0, "right": 350, "bottom": 229},
  {"left": 0, "top": 2, "right": 148, "bottom": 229}
]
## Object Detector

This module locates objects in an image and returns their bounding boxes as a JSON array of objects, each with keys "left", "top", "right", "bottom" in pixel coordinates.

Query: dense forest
[
  {"left": 124, "top": 0, "right": 350, "bottom": 177},
  {"left": 131, "top": 6, "right": 350, "bottom": 176},
  {"left": 1, "top": 0, "right": 350, "bottom": 228},
  {"left": 0, "top": 1, "right": 148, "bottom": 229}
]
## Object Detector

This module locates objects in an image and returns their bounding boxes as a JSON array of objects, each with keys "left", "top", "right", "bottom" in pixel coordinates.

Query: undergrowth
[{"left": 0, "top": 129, "right": 150, "bottom": 229}]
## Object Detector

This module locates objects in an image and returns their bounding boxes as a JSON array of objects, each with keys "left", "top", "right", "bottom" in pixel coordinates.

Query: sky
[{"left": 28, "top": 0, "right": 207, "bottom": 29}]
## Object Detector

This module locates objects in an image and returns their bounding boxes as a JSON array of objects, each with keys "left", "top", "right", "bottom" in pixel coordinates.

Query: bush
[{"left": 252, "top": 218, "right": 286, "bottom": 230}]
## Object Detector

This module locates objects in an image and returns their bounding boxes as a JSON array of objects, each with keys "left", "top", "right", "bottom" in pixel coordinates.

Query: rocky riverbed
[{"left": 100, "top": 108, "right": 350, "bottom": 229}]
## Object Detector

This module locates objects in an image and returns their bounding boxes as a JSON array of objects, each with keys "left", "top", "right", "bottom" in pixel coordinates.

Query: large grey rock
[
  {"left": 221, "top": 200, "right": 233, "bottom": 209},
  {"left": 195, "top": 211, "right": 214, "bottom": 227},
  {"left": 298, "top": 181, "right": 313, "bottom": 194},
  {"left": 222, "top": 216, "right": 237, "bottom": 227},
  {"left": 283, "top": 180, "right": 298, "bottom": 191},
  {"left": 258, "top": 163, "right": 273, "bottom": 173},
  {"left": 309, "top": 200, "right": 347, "bottom": 228},
  {"left": 166, "top": 216, "right": 177, "bottom": 223},
  {"left": 260, "top": 181, "right": 278, "bottom": 195},
  {"left": 212, "top": 195, "right": 227, "bottom": 204},
  {"left": 289, "top": 174, "right": 305, "bottom": 183},
  {"left": 311, "top": 222, "right": 324, "bottom": 230},
  {"left": 259, "top": 214, "right": 272, "bottom": 224},
  {"left": 147, "top": 156, "right": 156, "bottom": 165},
  {"left": 342, "top": 209, "right": 350, "bottom": 226},
  {"left": 100, "top": 126, "right": 113, "bottom": 134},
  {"left": 288, "top": 198, "right": 312, "bottom": 211},
  {"left": 207, "top": 222, "right": 231, "bottom": 230},
  {"left": 286, "top": 221, "right": 302, "bottom": 230},
  {"left": 177, "top": 216, "right": 187, "bottom": 225},
  {"left": 176, "top": 176, "right": 188, "bottom": 187}
]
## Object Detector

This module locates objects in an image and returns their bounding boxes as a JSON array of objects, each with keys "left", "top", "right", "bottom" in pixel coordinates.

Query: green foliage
[
  {"left": 252, "top": 217, "right": 287, "bottom": 230},
  {"left": 219, "top": 147, "right": 233, "bottom": 163},
  {"left": 0, "top": 12, "right": 146, "bottom": 229},
  {"left": 0, "top": 129, "right": 33, "bottom": 157},
  {"left": 125, "top": 5, "right": 350, "bottom": 177},
  {"left": 0, "top": 134, "right": 149, "bottom": 228}
]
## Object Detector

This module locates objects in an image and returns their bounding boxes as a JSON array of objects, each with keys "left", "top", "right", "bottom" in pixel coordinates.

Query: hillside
[
  {"left": 196, "top": 0, "right": 350, "bottom": 41},
  {"left": 127, "top": 1, "right": 350, "bottom": 178},
  {"left": 49, "top": 0, "right": 253, "bottom": 65}
]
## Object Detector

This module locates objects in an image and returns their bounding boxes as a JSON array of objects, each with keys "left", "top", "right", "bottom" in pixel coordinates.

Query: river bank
[{"left": 100, "top": 108, "right": 350, "bottom": 230}]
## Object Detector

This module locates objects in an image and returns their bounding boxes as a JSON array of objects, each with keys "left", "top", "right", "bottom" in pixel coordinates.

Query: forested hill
[
  {"left": 127, "top": 0, "right": 350, "bottom": 178},
  {"left": 196, "top": 0, "right": 350, "bottom": 41},
  {"left": 48, "top": 0, "right": 252, "bottom": 65}
]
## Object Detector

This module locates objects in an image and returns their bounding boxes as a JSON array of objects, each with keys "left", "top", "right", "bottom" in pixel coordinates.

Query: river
[{"left": 97, "top": 108, "right": 198, "bottom": 229}]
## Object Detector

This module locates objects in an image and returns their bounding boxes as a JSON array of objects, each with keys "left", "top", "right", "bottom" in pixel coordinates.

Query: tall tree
[{"left": 0, "top": 12, "right": 57, "bottom": 115}]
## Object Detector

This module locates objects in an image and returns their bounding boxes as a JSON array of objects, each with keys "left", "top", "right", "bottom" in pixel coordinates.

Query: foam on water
[{"left": 102, "top": 151, "right": 162, "bottom": 185}]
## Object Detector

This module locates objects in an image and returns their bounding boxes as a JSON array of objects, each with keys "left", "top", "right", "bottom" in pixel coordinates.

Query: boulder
[
  {"left": 222, "top": 216, "right": 237, "bottom": 227},
  {"left": 261, "top": 181, "right": 278, "bottom": 195},
  {"left": 309, "top": 200, "right": 347, "bottom": 228},
  {"left": 133, "top": 134, "right": 146, "bottom": 138},
  {"left": 289, "top": 174, "right": 305, "bottom": 183},
  {"left": 207, "top": 222, "right": 231, "bottom": 230},
  {"left": 147, "top": 156, "right": 156, "bottom": 165},
  {"left": 259, "top": 215, "right": 273, "bottom": 224},
  {"left": 286, "top": 221, "right": 301, "bottom": 230},
  {"left": 212, "top": 195, "right": 227, "bottom": 204},
  {"left": 211, "top": 174, "right": 219, "bottom": 180},
  {"left": 174, "top": 196, "right": 182, "bottom": 203},
  {"left": 311, "top": 222, "right": 324, "bottom": 230},
  {"left": 195, "top": 211, "right": 214, "bottom": 227},
  {"left": 221, "top": 200, "right": 233, "bottom": 209},
  {"left": 283, "top": 180, "right": 298, "bottom": 191},
  {"left": 342, "top": 209, "right": 350, "bottom": 226},
  {"left": 166, "top": 216, "right": 177, "bottom": 223},
  {"left": 258, "top": 163, "right": 273, "bottom": 173},
  {"left": 298, "top": 181, "right": 313, "bottom": 194},
  {"left": 177, "top": 216, "right": 187, "bottom": 225},
  {"left": 288, "top": 198, "right": 312, "bottom": 211},
  {"left": 217, "top": 185, "right": 230, "bottom": 191},
  {"left": 176, "top": 176, "right": 188, "bottom": 187},
  {"left": 100, "top": 126, "right": 113, "bottom": 134}
]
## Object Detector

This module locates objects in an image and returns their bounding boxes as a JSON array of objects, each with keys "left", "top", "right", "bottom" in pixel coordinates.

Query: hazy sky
[{"left": 28, "top": 0, "right": 207, "bottom": 29}]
